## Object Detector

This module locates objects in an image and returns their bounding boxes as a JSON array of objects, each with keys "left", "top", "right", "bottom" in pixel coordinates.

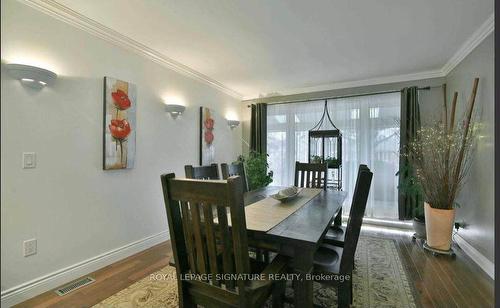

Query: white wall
[
  {"left": 1, "top": 0, "right": 243, "bottom": 303},
  {"left": 445, "top": 32, "right": 494, "bottom": 263}
]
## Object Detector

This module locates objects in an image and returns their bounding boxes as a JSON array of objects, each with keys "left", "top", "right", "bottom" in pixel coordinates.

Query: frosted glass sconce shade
[
  {"left": 165, "top": 104, "right": 186, "bottom": 119},
  {"left": 6, "top": 63, "right": 57, "bottom": 89},
  {"left": 227, "top": 120, "right": 240, "bottom": 129}
]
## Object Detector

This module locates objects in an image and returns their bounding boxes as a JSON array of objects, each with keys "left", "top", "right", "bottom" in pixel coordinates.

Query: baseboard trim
[
  {"left": 454, "top": 234, "right": 494, "bottom": 280},
  {"left": 1, "top": 230, "right": 169, "bottom": 307}
]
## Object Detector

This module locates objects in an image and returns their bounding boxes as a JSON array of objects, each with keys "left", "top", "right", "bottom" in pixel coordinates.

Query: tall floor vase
[{"left": 424, "top": 202, "right": 455, "bottom": 251}]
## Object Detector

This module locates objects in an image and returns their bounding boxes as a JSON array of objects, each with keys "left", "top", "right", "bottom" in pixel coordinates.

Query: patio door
[{"left": 266, "top": 92, "right": 400, "bottom": 220}]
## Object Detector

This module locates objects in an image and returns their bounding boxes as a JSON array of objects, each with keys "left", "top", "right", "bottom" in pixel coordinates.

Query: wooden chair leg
[
  {"left": 256, "top": 249, "right": 263, "bottom": 262},
  {"left": 179, "top": 284, "right": 196, "bottom": 308},
  {"left": 350, "top": 279, "right": 353, "bottom": 304},
  {"left": 338, "top": 283, "right": 351, "bottom": 308},
  {"left": 264, "top": 251, "right": 270, "bottom": 264},
  {"left": 334, "top": 208, "right": 342, "bottom": 226},
  {"left": 272, "top": 280, "right": 286, "bottom": 308}
]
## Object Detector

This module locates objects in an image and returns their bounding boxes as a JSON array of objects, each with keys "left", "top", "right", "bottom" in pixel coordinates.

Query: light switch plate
[
  {"left": 22, "top": 152, "right": 36, "bottom": 169},
  {"left": 23, "top": 239, "right": 37, "bottom": 257}
]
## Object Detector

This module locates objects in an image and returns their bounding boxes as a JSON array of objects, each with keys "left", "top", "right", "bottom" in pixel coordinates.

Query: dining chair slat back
[
  {"left": 184, "top": 163, "right": 220, "bottom": 180},
  {"left": 221, "top": 162, "right": 249, "bottom": 192},
  {"left": 160, "top": 174, "right": 252, "bottom": 306},
  {"left": 294, "top": 161, "right": 328, "bottom": 190},
  {"left": 339, "top": 167, "right": 373, "bottom": 274}
]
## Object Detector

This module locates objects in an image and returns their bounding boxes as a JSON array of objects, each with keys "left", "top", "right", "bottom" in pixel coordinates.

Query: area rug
[{"left": 93, "top": 237, "right": 416, "bottom": 307}]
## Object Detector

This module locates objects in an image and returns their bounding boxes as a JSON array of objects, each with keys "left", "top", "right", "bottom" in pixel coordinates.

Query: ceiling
[{"left": 45, "top": 0, "right": 493, "bottom": 99}]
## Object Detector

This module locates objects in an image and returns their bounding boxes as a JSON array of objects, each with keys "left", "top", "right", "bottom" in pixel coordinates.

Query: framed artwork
[
  {"left": 200, "top": 107, "right": 216, "bottom": 165},
  {"left": 103, "top": 77, "right": 136, "bottom": 170}
]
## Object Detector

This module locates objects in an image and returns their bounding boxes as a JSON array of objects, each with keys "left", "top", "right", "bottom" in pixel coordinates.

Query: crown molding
[
  {"left": 441, "top": 13, "right": 494, "bottom": 76},
  {"left": 243, "top": 69, "right": 444, "bottom": 101},
  {"left": 16, "top": 0, "right": 494, "bottom": 102},
  {"left": 17, "top": 0, "right": 244, "bottom": 99},
  {"left": 244, "top": 12, "right": 494, "bottom": 101}
]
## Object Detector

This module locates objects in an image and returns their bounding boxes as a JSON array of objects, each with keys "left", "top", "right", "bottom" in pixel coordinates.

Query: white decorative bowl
[{"left": 271, "top": 187, "right": 302, "bottom": 202}]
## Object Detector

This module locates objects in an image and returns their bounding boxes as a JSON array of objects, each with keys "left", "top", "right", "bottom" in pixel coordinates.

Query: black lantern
[{"left": 308, "top": 100, "right": 342, "bottom": 190}]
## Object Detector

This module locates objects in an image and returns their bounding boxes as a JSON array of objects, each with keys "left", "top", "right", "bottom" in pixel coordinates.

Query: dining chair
[
  {"left": 184, "top": 163, "right": 220, "bottom": 180},
  {"left": 324, "top": 164, "right": 369, "bottom": 247},
  {"left": 311, "top": 166, "right": 373, "bottom": 307},
  {"left": 160, "top": 174, "right": 288, "bottom": 308},
  {"left": 294, "top": 161, "right": 347, "bottom": 231},
  {"left": 294, "top": 161, "right": 328, "bottom": 189},
  {"left": 221, "top": 162, "right": 249, "bottom": 192}
]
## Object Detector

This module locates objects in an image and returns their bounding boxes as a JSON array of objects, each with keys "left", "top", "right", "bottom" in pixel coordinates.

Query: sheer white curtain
[{"left": 267, "top": 93, "right": 400, "bottom": 220}]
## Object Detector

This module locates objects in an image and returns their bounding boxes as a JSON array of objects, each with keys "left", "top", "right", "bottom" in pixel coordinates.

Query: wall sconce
[
  {"left": 165, "top": 104, "right": 186, "bottom": 119},
  {"left": 227, "top": 119, "right": 240, "bottom": 129},
  {"left": 5, "top": 63, "right": 57, "bottom": 89}
]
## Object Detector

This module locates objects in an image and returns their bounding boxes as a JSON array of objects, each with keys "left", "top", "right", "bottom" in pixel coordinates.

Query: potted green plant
[
  {"left": 413, "top": 206, "right": 426, "bottom": 239},
  {"left": 405, "top": 79, "right": 478, "bottom": 251},
  {"left": 396, "top": 163, "right": 425, "bottom": 238},
  {"left": 238, "top": 151, "right": 273, "bottom": 190},
  {"left": 325, "top": 156, "right": 339, "bottom": 168},
  {"left": 310, "top": 155, "right": 322, "bottom": 164}
]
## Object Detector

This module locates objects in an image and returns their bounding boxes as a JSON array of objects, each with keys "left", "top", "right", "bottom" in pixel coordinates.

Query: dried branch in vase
[{"left": 404, "top": 78, "right": 479, "bottom": 210}]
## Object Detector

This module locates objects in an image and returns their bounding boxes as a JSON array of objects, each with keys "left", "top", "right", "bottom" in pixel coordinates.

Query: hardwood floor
[
  {"left": 15, "top": 226, "right": 494, "bottom": 308},
  {"left": 14, "top": 243, "right": 173, "bottom": 308},
  {"left": 361, "top": 226, "right": 494, "bottom": 308}
]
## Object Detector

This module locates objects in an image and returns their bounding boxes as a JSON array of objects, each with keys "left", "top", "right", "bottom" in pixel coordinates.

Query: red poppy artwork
[
  {"left": 103, "top": 77, "right": 136, "bottom": 170},
  {"left": 111, "top": 89, "right": 131, "bottom": 110},
  {"left": 109, "top": 119, "right": 131, "bottom": 139},
  {"left": 200, "top": 107, "right": 216, "bottom": 165}
]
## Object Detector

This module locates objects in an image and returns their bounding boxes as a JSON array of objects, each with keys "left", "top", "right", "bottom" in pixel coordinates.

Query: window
[
  {"left": 267, "top": 93, "right": 400, "bottom": 220},
  {"left": 369, "top": 107, "right": 379, "bottom": 118},
  {"left": 350, "top": 108, "right": 360, "bottom": 119}
]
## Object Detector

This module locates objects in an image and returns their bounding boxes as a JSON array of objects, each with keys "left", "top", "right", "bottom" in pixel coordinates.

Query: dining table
[{"left": 243, "top": 186, "right": 348, "bottom": 308}]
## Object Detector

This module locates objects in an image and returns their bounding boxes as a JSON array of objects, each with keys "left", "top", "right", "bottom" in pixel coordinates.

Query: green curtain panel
[
  {"left": 250, "top": 103, "right": 267, "bottom": 154},
  {"left": 398, "top": 87, "right": 423, "bottom": 220}
]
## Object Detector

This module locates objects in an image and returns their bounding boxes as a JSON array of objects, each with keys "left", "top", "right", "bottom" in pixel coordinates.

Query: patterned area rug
[{"left": 94, "top": 237, "right": 416, "bottom": 307}]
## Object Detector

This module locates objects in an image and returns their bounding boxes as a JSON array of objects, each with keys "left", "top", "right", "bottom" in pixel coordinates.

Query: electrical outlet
[
  {"left": 23, "top": 239, "right": 37, "bottom": 257},
  {"left": 22, "top": 152, "right": 36, "bottom": 169}
]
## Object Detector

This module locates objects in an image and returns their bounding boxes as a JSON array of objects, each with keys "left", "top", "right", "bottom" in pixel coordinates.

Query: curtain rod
[{"left": 247, "top": 85, "right": 440, "bottom": 107}]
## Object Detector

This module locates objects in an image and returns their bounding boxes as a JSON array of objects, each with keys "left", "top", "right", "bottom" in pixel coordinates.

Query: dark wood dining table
[{"left": 243, "top": 186, "right": 347, "bottom": 308}]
